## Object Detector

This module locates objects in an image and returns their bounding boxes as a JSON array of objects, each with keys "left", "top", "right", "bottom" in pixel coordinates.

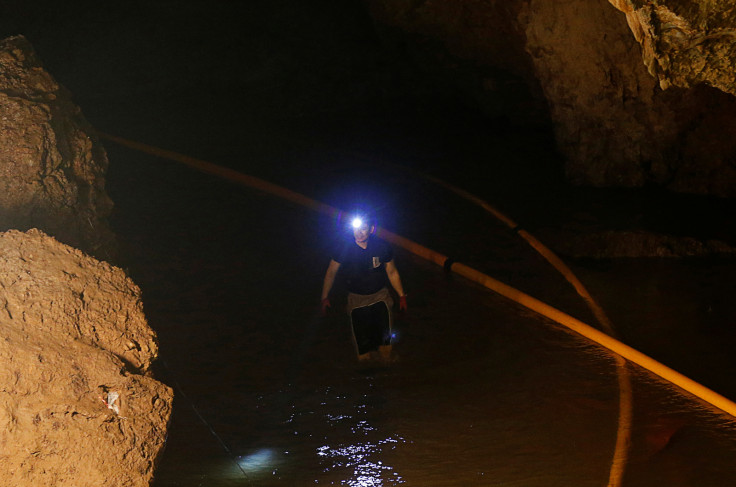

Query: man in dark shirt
[{"left": 321, "top": 215, "right": 407, "bottom": 362}]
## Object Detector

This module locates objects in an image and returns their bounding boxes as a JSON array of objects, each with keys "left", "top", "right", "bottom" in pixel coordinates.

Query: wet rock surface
[
  {"left": 0, "top": 35, "right": 115, "bottom": 259},
  {"left": 0, "top": 229, "right": 172, "bottom": 487}
]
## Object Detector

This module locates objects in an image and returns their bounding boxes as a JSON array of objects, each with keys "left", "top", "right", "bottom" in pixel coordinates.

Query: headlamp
[{"left": 351, "top": 217, "right": 364, "bottom": 229}]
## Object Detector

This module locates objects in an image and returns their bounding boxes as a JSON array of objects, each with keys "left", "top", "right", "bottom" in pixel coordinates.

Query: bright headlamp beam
[{"left": 351, "top": 217, "right": 364, "bottom": 229}]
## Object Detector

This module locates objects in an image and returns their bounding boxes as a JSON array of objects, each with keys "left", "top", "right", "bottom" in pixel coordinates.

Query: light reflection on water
[
  {"left": 244, "top": 383, "right": 409, "bottom": 485},
  {"left": 151, "top": 253, "right": 736, "bottom": 486},
  {"left": 317, "top": 434, "right": 406, "bottom": 486},
  {"left": 292, "top": 383, "right": 407, "bottom": 485}
]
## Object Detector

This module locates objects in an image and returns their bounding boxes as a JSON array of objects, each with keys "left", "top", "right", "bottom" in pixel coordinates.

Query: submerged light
[{"left": 237, "top": 448, "right": 277, "bottom": 474}]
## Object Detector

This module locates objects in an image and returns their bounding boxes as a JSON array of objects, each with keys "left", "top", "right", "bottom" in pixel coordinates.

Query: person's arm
[
  {"left": 385, "top": 260, "right": 405, "bottom": 299},
  {"left": 321, "top": 259, "right": 341, "bottom": 301}
]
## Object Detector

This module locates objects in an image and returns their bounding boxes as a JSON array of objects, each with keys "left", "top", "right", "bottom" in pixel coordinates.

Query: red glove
[
  {"left": 320, "top": 298, "right": 331, "bottom": 316},
  {"left": 399, "top": 295, "right": 407, "bottom": 312}
]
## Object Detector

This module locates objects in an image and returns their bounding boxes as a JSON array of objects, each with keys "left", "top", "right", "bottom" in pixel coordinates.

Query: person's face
[{"left": 353, "top": 223, "right": 372, "bottom": 244}]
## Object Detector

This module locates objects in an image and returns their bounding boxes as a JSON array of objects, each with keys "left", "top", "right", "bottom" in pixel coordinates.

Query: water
[{"left": 104, "top": 151, "right": 736, "bottom": 486}]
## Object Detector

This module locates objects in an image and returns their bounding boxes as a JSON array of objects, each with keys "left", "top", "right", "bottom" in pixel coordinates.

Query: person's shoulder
[
  {"left": 367, "top": 235, "right": 386, "bottom": 247},
  {"left": 369, "top": 236, "right": 393, "bottom": 254}
]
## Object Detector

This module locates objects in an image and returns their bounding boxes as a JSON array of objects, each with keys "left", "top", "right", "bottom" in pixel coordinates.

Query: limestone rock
[
  {"left": 0, "top": 36, "right": 115, "bottom": 259},
  {"left": 522, "top": 0, "right": 736, "bottom": 196},
  {"left": 0, "top": 229, "right": 173, "bottom": 487},
  {"left": 609, "top": 0, "right": 736, "bottom": 96},
  {"left": 522, "top": 0, "right": 666, "bottom": 188},
  {"left": 363, "top": 0, "right": 736, "bottom": 197}
]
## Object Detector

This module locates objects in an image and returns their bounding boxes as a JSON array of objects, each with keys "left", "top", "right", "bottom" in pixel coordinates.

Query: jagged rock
[
  {"left": 0, "top": 229, "right": 173, "bottom": 487},
  {"left": 609, "top": 0, "right": 736, "bottom": 96},
  {"left": 363, "top": 0, "right": 736, "bottom": 197},
  {"left": 0, "top": 36, "right": 115, "bottom": 259}
]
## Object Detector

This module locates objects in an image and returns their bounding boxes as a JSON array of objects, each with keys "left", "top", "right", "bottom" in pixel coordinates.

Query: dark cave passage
[{"left": 3, "top": 1, "right": 736, "bottom": 485}]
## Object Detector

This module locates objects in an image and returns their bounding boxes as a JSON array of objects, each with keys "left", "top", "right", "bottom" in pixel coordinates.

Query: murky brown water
[{"left": 107, "top": 148, "right": 736, "bottom": 487}]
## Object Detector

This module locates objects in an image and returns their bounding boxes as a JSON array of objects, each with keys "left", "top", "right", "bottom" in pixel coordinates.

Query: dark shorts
[{"left": 347, "top": 288, "right": 393, "bottom": 355}]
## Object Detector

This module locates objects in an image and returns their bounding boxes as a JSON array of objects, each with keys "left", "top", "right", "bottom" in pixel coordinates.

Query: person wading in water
[{"left": 321, "top": 214, "right": 407, "bottom": 362}]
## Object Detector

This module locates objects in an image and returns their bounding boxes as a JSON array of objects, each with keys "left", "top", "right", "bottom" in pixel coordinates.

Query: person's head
[{"left": 350, "top": 214, "right": 375, "bottom": 244}]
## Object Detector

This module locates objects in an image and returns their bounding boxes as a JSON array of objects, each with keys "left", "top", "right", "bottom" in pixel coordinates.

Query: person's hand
[
  {"left": 320, "top": 298, "right": 331, "bottom": 316},
  {"left": 399, "top": 295, "right": 407, "bottom": 312}
]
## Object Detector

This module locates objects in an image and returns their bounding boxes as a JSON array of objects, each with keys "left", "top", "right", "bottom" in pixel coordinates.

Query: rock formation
[
  {"left": 363, "top": 0, "right": 736, "bottom": 197},
  {"left": 609, "top": 0, "right": 736, "bottom": 96},
  {"left": 522, "top": 0, "right": 736, "bottom": 197},
  {"left": 0, "top": 229, "right": 173, "bottom": 487},
  {"left": 0, "top": 36, "right": 115, "bottom": 259}
]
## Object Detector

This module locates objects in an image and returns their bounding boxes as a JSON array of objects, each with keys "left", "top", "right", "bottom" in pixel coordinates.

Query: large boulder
[
  {"left": 363, "top": 0, "right": 736, "bottom": 197},
  {"left": 0, "top": 229, "right": 173, "bottom": 487},
  {"left": 0, "top": 36, "right": 115, "bottom": 259}
]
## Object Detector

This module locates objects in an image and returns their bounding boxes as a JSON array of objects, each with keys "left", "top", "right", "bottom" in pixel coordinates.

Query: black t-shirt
[{"left": 333, "top": 236, "right": 394, "bottom": 295}]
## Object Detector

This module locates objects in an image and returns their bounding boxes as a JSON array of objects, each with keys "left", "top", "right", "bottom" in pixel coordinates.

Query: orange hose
[
  {"left": 101, "top": 133, "right": 736, "bottom": 419},
  {"left": 365, "top": 157, "right": 632, "bottom": 486}
]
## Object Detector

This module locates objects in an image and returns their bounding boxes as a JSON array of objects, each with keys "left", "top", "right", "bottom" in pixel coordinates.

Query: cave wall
[
  {"left": 0, "top": 229, "right": 172, "bottom": 487},
  {"left": 610, "top": 0, "right": 736, "bottom": 95},
  {"left": 0, "top": 36, "right": 115, "bottom": 259},
  {"left": 363, "top": 0, "right": 736, "bottom": 197},
  {"left": 363, "top": 1, "right": 550, "bottom": 125}
]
